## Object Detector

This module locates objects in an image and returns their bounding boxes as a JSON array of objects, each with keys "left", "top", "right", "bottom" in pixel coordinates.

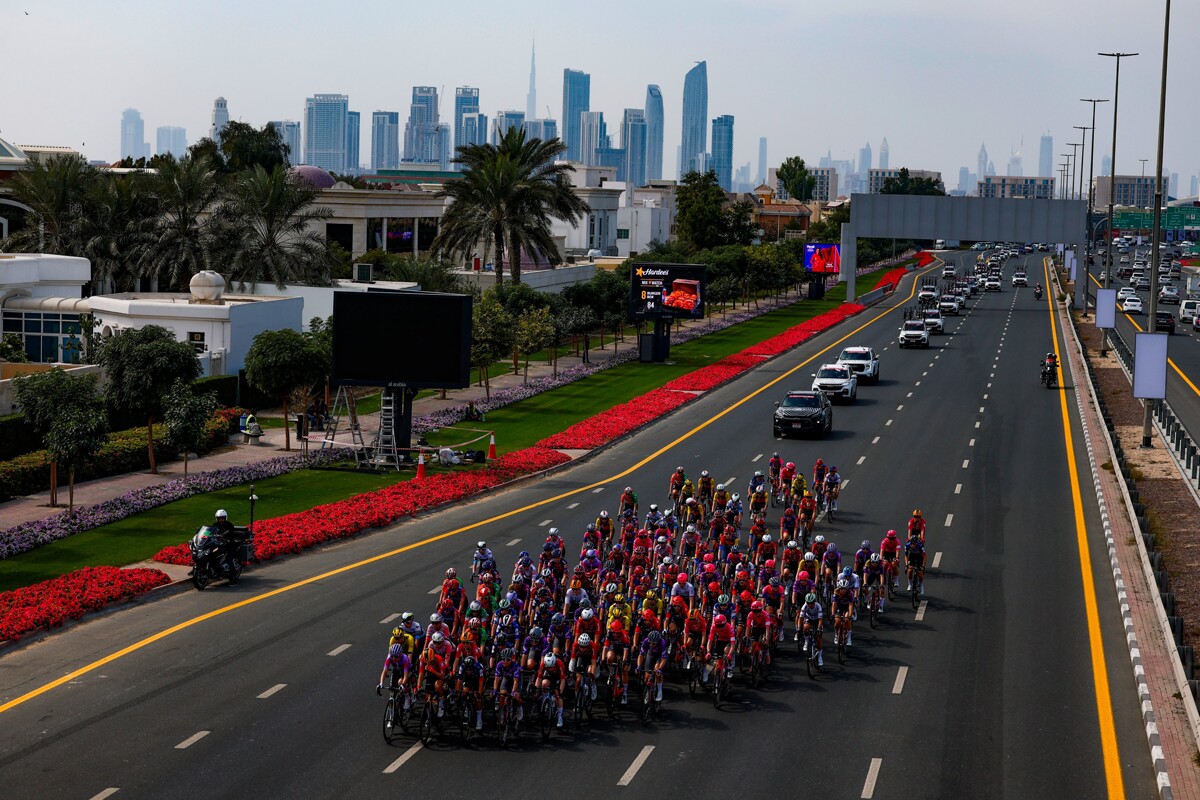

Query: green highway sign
[{"left": 1111, "top": 207, "right": 1200, "bottom": 230}]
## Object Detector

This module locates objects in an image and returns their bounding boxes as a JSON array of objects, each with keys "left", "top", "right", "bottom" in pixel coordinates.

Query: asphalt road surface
[{"left": 0, "top": 251, "right": 1157, "bottom": 799}]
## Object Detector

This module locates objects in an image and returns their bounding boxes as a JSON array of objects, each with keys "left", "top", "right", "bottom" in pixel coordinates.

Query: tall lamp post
[
  {"left": 1142, "top": 0, "right": 1172, "bottom": 448},
  {"left": 1074, "top": 124, "right": 1093, "bottom": 314},
  {"left": 248, "top": 483, "right": 259, "bottom": 531},
  {"left": 1081, "top": 98, "right": 1110, "bottom": 285},
  {"left": 1100, "top": 51, "right": 1139, "bottom": 357}
]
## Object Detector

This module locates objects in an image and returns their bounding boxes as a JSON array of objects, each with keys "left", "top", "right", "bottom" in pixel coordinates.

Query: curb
[{"left": 1058, "top": 289, "right": 1180, "bottom": 799}]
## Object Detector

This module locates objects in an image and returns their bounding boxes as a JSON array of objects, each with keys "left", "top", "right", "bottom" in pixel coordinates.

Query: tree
[
  {"left": 45, "top": 404, "right": 109, "bottom": 513},
  {"left": 674, "top": 170, "right": 756, "bottom": 250},
  {"left": 97, "top": 325, "right": 200, "bottom": 473},
  {"left": 243, "top": 329, "right": 329, "bottom": 451},
  {"left": 5, "top": 153, "right": 99, "bottom": 257},
  {"left": 214, "top": 166, "right": 335, "bottom": 290},
  {"left": 879, "top": 168, "right": 946, "bottom": 196},
  {"left": 82, "top": 172, "right": 154, "bottom": 293},
  {"left": 12, "top": 368, "right": 103, "bottom": 505},
  {"left": 0, "top": 333, "right": 28, "bottom": 362},
  {"left": 433, "top": 127, "right": 590, "bottom": 285},
  {"left": 516, "top": 306, "right": 555, "bottom": 384},
  {"left": 162, "top": 379, "right": 219, "bottom": 479},
  {"left": 806, "top": 203, "right": 850, "bottom": 244},
  {"left": 777, "top": 156, "right": 816, "bottom": 202},
  {"left": 139, "top": 154, "right": 222, "bottom": 291},
  {"left": 470, "top": 293, "right": 513, "bottom": 398},
  {"left": 187, "top": 121, "right": 290, "bottom": 174}
]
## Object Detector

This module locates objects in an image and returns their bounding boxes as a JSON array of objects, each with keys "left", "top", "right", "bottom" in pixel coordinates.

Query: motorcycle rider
[
  {"left": 1041, "top": 351, "right": 1058, "bottom": 385},
  {"left": 210, "top": 509, "right": 240, "bottom": 573}
]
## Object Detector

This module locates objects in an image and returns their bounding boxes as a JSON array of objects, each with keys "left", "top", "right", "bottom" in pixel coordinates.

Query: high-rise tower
[
  {"left": 120, "top": 108, "right": 148, "bottom": 160},
  {"left": 679, "top": 61, "right": 708, "bottom": 177},
  {"left": 210, "top": 97, "right": 229, "bottom": 144},
  {"left": 644, "top": 85, "right": 664, "bottom": 180},
  {"left": 303, "top": 93, "right": 349, "bottom": 172},
  {"left": 403, "top": 87, "right": 440, "bottom": 163},
  {"left": 526, "top": 42, "right": 537, "bottom": 122},
  {"left": 1038, "top": 133, "right": 1053, "bottom": 178},
  {"left": 371, "top": 112, "right": 400, "bottom": 170},
  {"left": 562, "top": 69, "right": 591, "bottom": 162},
  {"left": 711, "top": 114, "right": 734, "bottom": 191},
  {"left": 977, "top": 144, "right": 989, "bottom": 186},
  {"left": 879, "top": 138, "right": 889, "bottom": 170},
  {"left": 454, "top": 87, "right": 480, "bottom": 153},
  {"left": 622, "top": 109, "right": 647, "bottom": 189},
  {"left": 757, "top": 137, "right": 768, "bottom": 185}
]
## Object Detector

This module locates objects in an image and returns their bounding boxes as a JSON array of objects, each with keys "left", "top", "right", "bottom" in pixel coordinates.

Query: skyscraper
[
  {"left": 493, "top": 111, "right": 526, "bottom": 144},
  {"left": 523, "top": 118, "right": 558, "bottom": 142},
  {"left": 679, "top": 61, "right": 708, "bottom": 177},
  {"left": 454, "top": 87, "right": 480, "bottom": 154},
  {"left": 269, "top": 120, "right": 301, "bottom": 165},
  {"left": 859, "top": 141, "right": 873, "bottom": 189},
  {"left": 403, "top": 87, "right": 440, "bottom": 163},
  {"left": 711, "top": 114, "right": 734, "bottom": 191},
  {"left": 459, "top": 113, "right": 488, "bottom": 153},
  {"left": 156, "top": 125, "right": 186, "bottom": 158},
  {"left": 1038, "top": 133, "right": 1053, "bottom": 178},
  {"left": 210, "top": 97, "right": 229, "bottom": 144},
  {"left": 120, "top": 109, "right": 148, "bottom": 160},
  {"left": 562, "top": 69, "right": 591, "bottom": 162},
  {"left": 958, "top": 166, "right": 972, "bottom": 193},
  {"left": 579, "top": 111, "right": 606, "bottom": 166},
  {"left": 526, "top": 42, "right": 537, "bottom": 123},
  {"left": 644, "top": 85, "right": 664, "bottom": 180},
  {"left": 1191, "top": 175, "right": 1199, "bottom": 198},
  {"left": 304, "top": 93, "right": 349, "bottom": 172},
  {"left": 346, "top": 111, "right": 360, "bottom": 172},
  {"left": 1101, "top": 155, "right": 1112, "bottom": 177},
  {"left": 977, "top": 144, "right": 989, "bottom": 186},
  {"left": 879, "top": 138, "right": 889, "bottom": 170},
  {"left": 757, "top": 137, "right": 767, "bottom": 185},
  {"left": 622, "top": 109, "right": 647, "bottom": 188},
  {"left": 371, "top": 111, "right": 400, "bottom": 170},
  {"left": 1007, "top": 148, "right": 1023, "bottom": 177},
  {"left": 437, "top": 124, "right": 451, "bottom": 170}
]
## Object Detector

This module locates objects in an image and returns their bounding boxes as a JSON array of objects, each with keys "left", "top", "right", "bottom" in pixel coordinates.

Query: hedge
[
  {"left": 0, "top": 414, "right": 229, "bottom": 503},
  {"left": 0, "top": 413, "right": 42, "bottom": 462},
  {"left": 193, "top": 375, "right": 239, "bottom": 407}
]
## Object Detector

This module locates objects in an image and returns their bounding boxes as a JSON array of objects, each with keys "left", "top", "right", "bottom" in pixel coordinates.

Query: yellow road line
[
  {"left": 1044, "top": 259, "right": 1126, "bottom": 798},
  {"left": 1086, "top": 271, "right": 1200, "bottom": 397},
  {"left": 0, "top": 260, "right": 945, "bottom": 715}
]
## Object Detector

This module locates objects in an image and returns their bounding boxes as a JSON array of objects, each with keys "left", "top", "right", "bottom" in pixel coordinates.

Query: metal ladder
[
  {"left": 325, "top": 386, "right": 368, "bottom": 468},
  {"left": 370, "top": 391, "right": 400, "bottom": 470}
]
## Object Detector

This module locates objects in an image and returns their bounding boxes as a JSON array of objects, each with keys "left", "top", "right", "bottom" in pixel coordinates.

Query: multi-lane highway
[{"left": 0, "top": 251, "right": 1157, "bottom": 799}]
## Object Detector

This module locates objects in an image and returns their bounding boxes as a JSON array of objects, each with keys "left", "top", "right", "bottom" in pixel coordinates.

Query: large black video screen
[{"left": 331, "top": 291, "right": 472, "bottom": 388}]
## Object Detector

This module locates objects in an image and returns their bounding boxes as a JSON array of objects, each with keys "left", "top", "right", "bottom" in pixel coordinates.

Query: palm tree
[
  {"left": 216, "top": 166, "right": 335, "bottom": 290},
  {"left": 433, "top": 127, "right": 589, "bottom": 285},
  {"left": 82, "top": 173, "right": 154, "bottom": 293},
  {"left": 138, "top": 154, "right": 222, "bottom": 291},
  {"left": 4, "top": 153, "right": 97, "bottom": 255}
]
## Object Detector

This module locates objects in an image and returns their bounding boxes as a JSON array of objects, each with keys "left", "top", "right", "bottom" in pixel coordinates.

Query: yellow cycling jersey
[
  {"left": 608, "top": 603, "right": 632, "bottom": 631},
  {"left": 791, "top": 476, "right": 807, "bottom": 494},
  {"left": 641, "top": 596, "right": 664, "bottom": 617},
  {"left": 389, "top": 632, "right": 416, "bottom": 654}
]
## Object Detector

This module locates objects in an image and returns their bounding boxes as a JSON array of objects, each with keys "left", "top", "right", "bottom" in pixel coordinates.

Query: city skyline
[{"left": 5, "top": 0, "right": 1197, "bottom": 187}]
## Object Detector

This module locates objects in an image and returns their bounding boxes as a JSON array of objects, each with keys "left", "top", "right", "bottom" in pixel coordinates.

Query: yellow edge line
[
  {"left": 1086, "top": 271, "right": 1200, "bottom": 397},
  {"left": 1046, "top": 257, "right": 1126, "bottom": 798},
  {"left": 0, "top": 259, "right": 944, "bottom": 715}
]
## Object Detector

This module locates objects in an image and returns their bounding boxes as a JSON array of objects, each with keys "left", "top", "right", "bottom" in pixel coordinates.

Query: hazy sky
[{"left": 3, "top": 0, "right": 1197, "bottom": 188}]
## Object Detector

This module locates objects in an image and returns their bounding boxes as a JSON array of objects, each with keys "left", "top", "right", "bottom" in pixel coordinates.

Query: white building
[
  {"left": 866, "top": 168, "right": 944, "bottom": 194},
  {"left": 0, "top": 254, "right": 92, "bottom": 363},
  {"left": 615, "top": 180, "right": 676, "bottom": 258},
  {"left": 550, "top": 163, "right": 623, "bottom": 256}
]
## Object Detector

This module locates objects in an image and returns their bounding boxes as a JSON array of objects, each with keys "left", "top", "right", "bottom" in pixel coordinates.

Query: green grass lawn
[{"left": 1, "top": 272, "right": 895, "bottom": 592}]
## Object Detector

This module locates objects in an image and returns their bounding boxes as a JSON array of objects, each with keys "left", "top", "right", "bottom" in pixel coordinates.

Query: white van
[{"left": 1180, "top": 299, "right": 1200, "bottom": 325}]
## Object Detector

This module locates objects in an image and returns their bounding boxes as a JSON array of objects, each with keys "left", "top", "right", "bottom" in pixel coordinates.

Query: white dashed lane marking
[
  {"left": 175, "top": 731, "right": 210, "bottom": 750},
  {"left": 872, "top": 436, "right": 880, "bottom": 444},
  {"left": 258, "top": 684, "right": 287, "bottom": 699},
  {"left": 380, "top": 613, "right": 400, "bottom": 624},
  {"left": 538, "top": 520, "right": 551, "bottom": 526},
  {"left": 89, "top": 790, "right": 119, "bottom": 800},
  {"left": 892, "top": 667, "right": 908, "bottom": 694},
  {"left": 752, "top": 453, "right": 763, "bottom": 462},
  {"left": 507, "top": 538, "right": 521, "bottom": 546},
  {"left": 962, "top": 460, "right": 970, "bottom": 469},
  {"left": 857, "top": 456, "right": 866, "bottom": 465},
  {"left": 955, "top": 483, "right": 962, "bottom": 494},
  {"left": 383, "top": 742, "right": 423, "bottom": 774},
  {"left": 969, "top": 439, "right": 975, "bottom": 447},
  {"left": 944, "top": 513, "right": 954, "bottom": 527},
  {"left": 593, "top": 487, "right": 604, "bottom": 493},
  {"left": 567, "top": 502, "right": 579, "bottom": 509},
  {"left": 932, "top": 551, "right": 943, "bottom": 569},
  {"left": 861, "top": 758, "right": 883, "bottom": 799},
  {"left": 618, "top": 745, "right": 656, "bottom": 786},
  {"left": 427, "top": 586, "right": 441, "bottom": 595},
  {"left": 328, "top": 644, "right": 352, "bottom": 656}
]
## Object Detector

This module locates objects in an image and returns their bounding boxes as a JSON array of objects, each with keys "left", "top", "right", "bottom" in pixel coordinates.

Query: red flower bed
[
  {"left": 662, "top": 353, "right": 765, "bottom": 392},
  {"left": 747, "top": 304, "right": 865, "bottom": 356},
  {"left": 153, "top": 446, "right": 571, "bottom": 566},
  {"left": 914, "top": 251, "right": 935, "bottom": 267},
  {"left": 537, "top": 388, "right": 692, "bottom": 450},
  {"left": 0, "top": 566, "right": 170, "bottom": 641},
  {"left": 873, "top": 267, "right": 907, "bottom": 293}
]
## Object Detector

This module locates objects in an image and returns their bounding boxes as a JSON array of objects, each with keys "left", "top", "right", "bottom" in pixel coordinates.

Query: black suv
[
  {"left": 1154, "top": 310, "right": 1176, "bottom": 335},
  {"left": 773, "top": 390, "right": 833, "bottom": 439}
]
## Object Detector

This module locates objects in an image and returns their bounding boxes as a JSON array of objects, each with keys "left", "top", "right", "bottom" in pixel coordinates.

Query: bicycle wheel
[
  {"left": 711, "top": 668, "right": 722, "bottom": 708},
  {"left": 751, "top": 654, "right": 763, "bottom": 689},
  {"left": 641, "top": 683, "right": 654, "bottom": 725},
  {"left": 607, "top": 677, "right": 619, "bottom": 718},
  {"left": 837, "top": 629, "right": 846, "bottom": 664},
  {"left": 912, "top": 577, "right": 921, "bottom": 610},
  {"left": 399, "top": 691, "right": 414, "bottom": 732},
  {"left": 383, "top": 696, "right": 399, "bottom": 743},
  {"left": 869, "top": 597, "right": 878, "bottom": 628},
  {"left": 574, "top": 684, "right": 584, "bottom": 725},
  {"left": 540, "top": 697, "right": 554, "bottom": 741},
  {"left": 688, "top": 661, "right": 700, "bottom": 698},
  {"left": 460, "top": 698, "right": 473, "bottom": 742},
  {"left": 886, "top": 574, "right": 895, "bottom": 601},
  {"left": 805, "top": 639, "right": 816, "bottom": 678},
  {"left": 419, "top": 702, "right": 436, "bottom": 745}
]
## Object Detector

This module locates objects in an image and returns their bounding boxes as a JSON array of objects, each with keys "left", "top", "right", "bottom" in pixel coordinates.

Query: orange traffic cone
[
  {"left": 416, "top": 451, "right": 426, "bottom": 478},
  {"left": 487, "top": 433, "right": 497, "bottom": 461}
]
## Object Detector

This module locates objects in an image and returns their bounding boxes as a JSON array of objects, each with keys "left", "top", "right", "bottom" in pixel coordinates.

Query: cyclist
[
  {"left": 908, "top": 508, "right": 927, "bottom": 542},
  {"left": 683, "top": 608, "right": 707, "bottom": 668},
  {"left": 749, "top": 483, "right": 768, "bottom": 517},
  {"left": 573, "top": 607, "right": 602, "bottom": 646},
  {"left": 536, "top": 652, "right": 568, "bottom": 728},
  {"left": 396, "top": 612, "right": 424, "bottom": 652},
  {"left": 789, "top": 471, "right": 808, "bottom": 511},
  {"left": 711, "top": 483, "right": 730, "bottom": 514},
  {"left": 684, "top": 497, "right": 706, "bottom": 528},
  {"left": 831, "top": 580, "right": 855, "bottom": 648},
  {"left": 880, "top": 530, "right": 902, "bottom": 591},
  {"left": 593, "top": 509, "right": 615, "bottom": 548},
  {"left": 638, "top": 629, "right": 669, "bottom": 703},
  {"left": 747, "top": 470, "right": 767, "bottom": 499},
  {"left": 454, "top": 654, "right": 485, "bottom": 730},
  {"left": 668, "top": 467, "right": 686, "bottom": 505},
  {"left": 854, "top": 540, "right": 873, "bottom": 577},
  {"left": 645, "top": 503, "right": 665, "bottom": 532},
  {"left": 797, "top": 491, "right": 817, "bottom": 544},
  {"left": 569, "top": 633, "right": 601, "bottom": 701},
  {"left": 389, "top": 625, "right": 416, "bottom": 657},
  {"left": 521, "top": 625, "right": 549, "bottom": 674},
  {"left": 418, "top": 645, "right": 450, "bottom": 718},
  {"left": 377, "top": 642, "right": 412, "bottom": 700},
  {"left": 767, "top": 452, "right": 784, "bottom": 491},
  {"left": 905, "top": 529, "right": 927, "bottom": 594},
  {"left": 821, "top": 543, "right": 841, "bottom": 588},
  {"left": 798, "top": 592, "right": 825, "bottom": 667},
  {"left": 427, "top": 612, "right": 453, "bottom": 645},
  {"left": 472, "top": 541, "right": 496, "bottom": 582},
  {"left": 603, "top": 619, "right": 632, "bottom": 704},
  {"left": 669, "top": 572, "right": 696, "bottom": 612},
  {"left": 619, "top": 486, "right": 639, "bottom": 516},
  {"left": 439, "top": 568, "right": 467, "bottom": 617},
  {"left": 744, "top": 600, "right": 773, "bottom": 666},
  {"left": 755, "top": 533, "right": 777, "bottom": 567},
  {"left": 862, "top": 554, "right": 886, "bottom": 612},
  {"left": 839, "top": 566, "right": 861, "bottom": 607},
  {"left": 679, "top": 478, "right": 695, "bottom": 507},
  {"left": 607, "top": 592, "right": 633, "bottom": 633},
  {"left": 823, "top": 466, "right": 842, "bottom": 513},
  {"left": 813, "top": 458, "right": 828, "bottom": 489},
  {"left": 781, "top": 540, "right": 802, "bottom": 590},
  {"left": 791, "top": 569, "right": 816, "bottom": 639},
  {"left": 705, "top": 614, "right": 736, "bottom": 684},
  {"left": 697, "top": 470, "right": 715, "bottom": 506},
  {"left": 761, "top": 575, "right": 785, "bottom": 623},
  {"left": 727, "top": 494, "right": 744, "bottom": 529}
]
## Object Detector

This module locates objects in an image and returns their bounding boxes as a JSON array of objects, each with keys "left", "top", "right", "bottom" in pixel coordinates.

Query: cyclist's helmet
[
  {"left": 642, "top": 608, "right": 657, "bottom": 619},
  {"left": 740, "top": 590, "right": 753, "bottom": 602},
  {"left": 587, "top": 548, "right": 598, "bottom": 558},
  {"left": 830, "top": 466, "right": 838, "bottom": 472},
  {"left": 765, "top": 559, "right": 776, "bottom": 569},
  {"left": 805, "top": 593, "right": 817, "bottom": 604},
  {"left": 391, "top": 626, "right": 403, "bottom": 638},
  {"left": 577, "top": 634, "right": 591, "bottom": 647},
  {"left": 430, "top": 632, "right": 445, "bottom": 643},
  {"left": 543, "top": 653, "right": 557, "bottom": 668},
  {"left": 543, "top": 542, "right": 554, "bottom": 552},
  {"left": 604, "top": 582, "right": 618, "bottom": 594},
  {"left": 861, "top": 539, "right": 870, "bottom": 548},
  {"left": 468, "top": 617, "right": 482, "bottom": 629},
  {"left": 815, "top": 459, "right": 824, "bottom": 467},
  {"left": 786, "top": 461, "right": 795, "bottom": 470},
  {"left": 500, "top": 647, "right": 515, "bottom": 660},
  {"left": 610, "top": 620, "right": 624, "bottom": 632},
  {"left": 772, "top": 452, "right": 779, "bottom": 458},
  {"left": 716, "top": 483, "right": 725, "bottom": 490},
  {"left": 703, "top": 563, "right": 717, "bottom": 574},
  {"left": 828, "top": 543, "right": 838, "bottom": 554},
  {"left": 677, "top": 573, "right": 688, "bottom": 584},
  {"left": 803, "top": 552, "right": 816, "bottom": 562},
  {"left": 498, "top": 599, "right": 511, "bottom": 609},
  {"left": 389, "top": 644, "right": 404, "bottom": 658},
  {"left": 815, "top": 535, "right": 826, "bottom": 544},
  {"left": 401, "top": 612, "right": 415, "bottom": 622},
  {"left": 469, "top": 600, "right": 482, "bottom": 611},
  {"left": 462, "top": 655, "right": 476, "bottom": 667},
  {"left": 600, "top": 510, "right": 609, "bottom": 519},
  {"left": 751, "top": 601, "right": 764, "bottom": 611},
  {"left": 647, "top": 631, "right": 662, "bottom": 643},
  {"left": 662, "top": 556, "right": 674, "bottom": 565},
  {"left": 799, "top": 570, "right": 810, "bottom": 581},
  {"left": 586, "top": 523, "right": 596, "bottom": 533},
  {"left": 477, "top": 541, "right": 487, "bottom": 549},
  {"left": 912, "top": 509, "right": 923, "bottom": 518},
  {"left": 1047, "top": 351, "right": 1055, "bottom": 359},
  {"left": 717, "top": 594, "right": 731, "bottom": 605},
  {"left": 551, "top": 612, "right": 565, "bottom": 625},
  {"left": 703, "top": 554, "right": 715, "bottom": 563},
  {"left": 625, "top": 486, "right": 633, "bottom": 492},
  {"left": 581, "top": 609, "right": 594, "bottom": 620},
  {"left": 754, "top": 470, "right": 763, "bottom": 477},
  {"left": 664, "top": 510, "right": 673, "bottom": 517},
  {"left": 837, "top": 580, "right": 849, "bottom": 589},
  {"left": 731, "top": 493, "right": 740, "bottom": 501},
  {"left": 762, "top": 534, "right": 772, "bottom": 543},
  {"left": 540, "top": 568, "right": 553, "bottom": 578},
  {"left": 656, "top": 535, "right": 667, "bottom": 544},
  {"left": 676, "top": 466, "right": 684, "bottom": 474},
  {"left": 731, "top": 546, "right": 740, "bottom": 554},
  {"left": 714, "top": 615, "right": 728, "bottom": 626},
  {"left": 429, "top": 613, "right": 442, "bottom": 624},
  {"left": 445, "top": 568, "right": 456, "bottom": 579},
  {"left": 701, "top": 470, "right": 709, "bottom": 477},
  {"left": 769, "top": 577, "right": 781, "bottom": 587},
  {"left": 686, "top": 497, "right": 696, "bottom": 505},
  {"left": 613, "top": 593, "right": 626, "bottom": 604},
  {"left": 645, "top": 589, "right": 657, "bottom": 600},
  {"left": 787, "top": 540, "right": 798, "bottom": 549},
  {"left": 842, "top": 567, "right": 853, "bottom": 577},
  {"left": 708, "top": 581, "right": 721, "bottom": 593},
  {"left": 870, "top": 554, "right": 881, "bottom": 563},
  {"left": 579, "top": 598, "right": 592, "bottom": 608},
  {"left": 530, "top": 626, "right": 544, "bottom": 638},
  {"left": 887, "top": 530, "right": 898, "bottom": 539},
  {"left": 804, "top": 491, "right": 813, "bottom": 498}
]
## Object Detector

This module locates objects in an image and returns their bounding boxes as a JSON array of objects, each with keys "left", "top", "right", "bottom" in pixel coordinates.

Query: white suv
[
  {"left": 899, "top": 320, "right": 931, "bottom": 348},
  {"left": 835, "top": 346, "right": 880, "bottom": 385},
  {"left": 811, "top": 363, "right": 858, "bottom": 402},
  {"left": 1012, "top": 271, "right": 1028, "bottom": 287}
]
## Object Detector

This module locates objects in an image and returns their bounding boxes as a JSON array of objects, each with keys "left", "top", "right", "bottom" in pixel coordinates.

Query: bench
[{"left": 240, "top": 428, "right": 265, "bottom": 445}]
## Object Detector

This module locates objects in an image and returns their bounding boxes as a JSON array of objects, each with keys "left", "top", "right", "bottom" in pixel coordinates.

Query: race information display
[{"left": 629, "top": 263, "right": 707, "bottom": 319}]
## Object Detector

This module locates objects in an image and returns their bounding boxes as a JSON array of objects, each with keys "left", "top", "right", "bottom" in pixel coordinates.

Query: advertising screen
[
  {"left": 804, "top": 243, "right": 842, "bottom": 274},
  {"left": 331, "top": 291, "right": 472, "bottom": 388},
  {"left": 629, "top": 263, "right": 707, "bottom": 319}
]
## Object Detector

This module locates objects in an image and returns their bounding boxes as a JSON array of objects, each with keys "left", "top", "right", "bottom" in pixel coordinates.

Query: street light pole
[
  {"left": 1140, "top": 158, "right": 1149, "bottom": 178},
  {"left": 1074, "top": 124, "right": 1093, "bottom": 314},
  {"left": 1100, "top": 51, "right": 1138, "bottom": 357},
  {"left": 1082, "top": 99, "right": 1110, "bottom": 316},
  {"left": 1142, "top": 0, "right": 1172, "bottom": 449}
]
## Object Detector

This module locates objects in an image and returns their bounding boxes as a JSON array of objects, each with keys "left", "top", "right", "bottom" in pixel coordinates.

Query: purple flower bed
[
  {"left": 412, "top": 297, "right": 804, "bottom": 435},
  {"left": 0, "top": 450, "right": 349, "bottom": 560}
]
